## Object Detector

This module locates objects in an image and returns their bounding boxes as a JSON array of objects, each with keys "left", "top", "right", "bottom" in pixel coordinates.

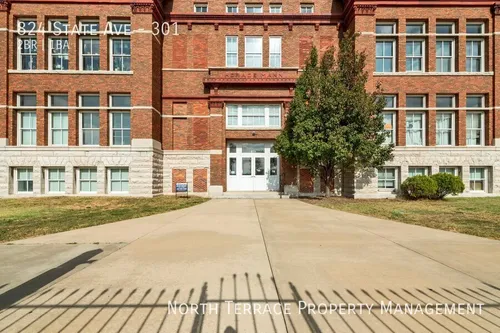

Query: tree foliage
[
  {"left": 430, "top": 173, "right": 465, "bottom": 199},
  {"left": 275, "top": 31, "right": 394, "bottom": 196},
  {"left": 400, "top": 175, "right": 438, "bottom": 200}
]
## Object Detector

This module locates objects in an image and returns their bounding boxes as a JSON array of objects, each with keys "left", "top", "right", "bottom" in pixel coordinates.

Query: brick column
[
  {"left": 427, "top": 17, "right": 436, "bottom": 72},
  {"left": 457, "top": 92, "right": 467, "bottom": 146},
  {"left": 68, "top": 92, "right": 78, "bottom": 146},
  {"left": 37, "top": 15, "right": 47, "bottom": 70},
  {"left": 99, "top": 94, "right": 109, "bottom": 146},
  {"left": 352, "top": 5, "right": 376, "bottom": 87},
  {"left": 494, "top": 5, "right": 500, "bottom": 146},
  {"left": 68, "top": 16, "right": 78, "bottom": 70},
  {"left": 397, "top": 94, "right": 406, "bottom": 146},
  {"left": 0, "top": 2, "right": 9, "bottom": 146},
  {"left": 457, "top": 17, "right": 467, "bottom": 72},
  {"left": 36, "top": 92, "right": 47, "bottom": 146},
  {"left": 427, "top": 94, "right": 436, "bottom": 146},
  {"left": 397, "top": 18, "right": 406, "bottom": 73},
  {"left": 99, "top": 16, "right": 108, "bottom": 71},
  {"left": 209, "top": 101, "right": 225, "bottom": 193}
]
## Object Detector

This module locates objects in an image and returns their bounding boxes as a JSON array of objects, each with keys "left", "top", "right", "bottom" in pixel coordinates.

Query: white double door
[{"left": 227, "top": 141, "right": 280, "bottom": 192}]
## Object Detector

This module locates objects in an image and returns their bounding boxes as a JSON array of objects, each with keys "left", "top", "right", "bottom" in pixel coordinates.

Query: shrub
[
  {"left": 431, "top": 173, "right": 465, "bottom": 199},
  {"left": 400, "top": 175, "right": 438, "bottom": 200}
]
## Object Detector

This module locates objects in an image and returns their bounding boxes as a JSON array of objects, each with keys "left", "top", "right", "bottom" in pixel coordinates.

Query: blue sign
[{"left": 176, "top": 183, "right": 188, "bottom": 193}]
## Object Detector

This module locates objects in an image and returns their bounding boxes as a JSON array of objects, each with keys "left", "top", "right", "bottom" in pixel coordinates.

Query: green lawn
[
  {"left": 302, "top": 197, "right": 500, "bottom": 240},
  {"left": 0, "top": 196, "right": 209, "bottom": 243}
]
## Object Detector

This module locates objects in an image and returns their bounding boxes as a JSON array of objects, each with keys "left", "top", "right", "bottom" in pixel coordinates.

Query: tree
[{"left": 275, "top": 31, "right": 394, "bottom": 197}]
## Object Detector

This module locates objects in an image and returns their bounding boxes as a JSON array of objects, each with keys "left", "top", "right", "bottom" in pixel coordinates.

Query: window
[
  {"left": 47, "top": 168, "right": 65, "bottom": 193},
  {"left": 226, "top": 36, "right": 238, "bottom": 67},
  {"left": 109, "top": 22, "right": 131, "bottom": 35},
  {"left": 269, "top": 36, "right": 282, "bottom": 68},
  {"left": 406, "top": 95, "right": 425, "bottom": 108},
  {"left": 17, "top": 94, "right": 37, "bottom": 146},
  {"left": 436, "top": 96, "right": 455, "bottom": 146},
  {"left": 79, "top": 168, "right": 97, "bottom": 193},
  {"left": 246, "top": 4, "right": 263, "bottom": 13},
  {"left": 49, "top": 20, "right": 69, "bottom": 33},
  {"left": 108, "top": 168, "right": 129, "bottom": 193},
  {"left": 79, "top": 95, "right": 100, "bottom": 146},
  {"left": 382, "top": 112, "right": 396, "bottom": 144},
  {"left": 408, "top": 167, "right": 428, "bottom": 177},
  {"left": 79, "top": 21, "right": 99, "bottom": 35},
  {"left": 49, "top": 94, "right": 68, "bottom": 146},
  {"left": 245, "top": 37, "right": 263, "bottom": 68},
  {"left": 406, "top": 23, "right": 425, "bottom": 34},
  {"left": 376, "top": 23, "right": 395, "bottom": 34},
  {"left": 436, "top": 23, "right": 455, "bottom": 34},
  {"left": 470, "top": 167, "right": 487, "bottom": 192},
  {"left": 436, "top": 39, "right": 454, "bottom": 72},
  {"left": 466, "top": 23, "right": 484, "bottom": 34},
  {"left": 406, "top": 113, "right": 425, "bottom": 146},
  {"left": 226, "top": 104, "right": 281, "bottom": 128},
  {"left": 111, "top": 38, "right": 131, "bottom": 71},
  {"left": 80, "top": 38, "right": 100, "bottom": 71},
  {"left": 378, "top": 167, "right": 397, "bottom": 190},
  {"left": 300, "top": 4, "right": 314, "bottom": 14},
  {"left": 466, "top": 39, "right": 484, "bottom": 72},
  {"left": 49, "top": 37, "right": 69, "bottom": 70},
  {"left": 194, "top": 4, "right": 208, "bottom": 12},
  {"left": 439, "top": 167, "right": 459, "bottom": 176},
  {"left": 226, "top": 4, "right": 238, "bottom": 13},
  {"left": 16, "top": 168, "right": 33, "bottom": 193},
  {"left": 17, "top": 19, "right": 37, "bottom": 34},
  {"left": 383, "top": 95, "right": 396, "bottom": 109},
  {"left": 466, "top": 112, "right": 484, "bottom": 146},
  {"left": 466, "top": 95, "right": 485, "bottom": 146},
  {"left": 110, "top": 95, "right": 131, "bottom": 146},
  {"left": 406, "top": 40, "right": 424, "bottom": 72},
  {"left": 18, "top": 37, "right": 37, "bottom": 70},
  {"left": 270, "top": 4, "right": 282, "bottom": 13},
  {"left": 376, "top": 40, "right": 395, "bottom": 72}
]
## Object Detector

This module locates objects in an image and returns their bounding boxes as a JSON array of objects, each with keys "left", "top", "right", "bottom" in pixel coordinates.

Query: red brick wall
[
  {"left": 193, "top": 169, "right": 208, "bottom": 192},
  {"left": 172, "top": 169, "right": 186, "bottom": 191}
]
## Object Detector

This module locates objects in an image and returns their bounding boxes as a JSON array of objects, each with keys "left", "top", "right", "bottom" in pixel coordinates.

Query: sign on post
[{"left": 175, "top": 182, "right": 189, "bottom": 198}]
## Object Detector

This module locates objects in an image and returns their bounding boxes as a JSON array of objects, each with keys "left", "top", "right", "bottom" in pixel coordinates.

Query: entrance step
[{"left": 213, "top": 191, "right": 289, "bottom": 199}]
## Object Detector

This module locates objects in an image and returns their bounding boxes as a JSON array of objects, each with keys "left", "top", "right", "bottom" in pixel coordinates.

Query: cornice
[
  {"left": 165, "top": 13, "right": 342, "bottom": 26},
  {"left": 0, "top": 0, "right": 11, "bottom": 12}
]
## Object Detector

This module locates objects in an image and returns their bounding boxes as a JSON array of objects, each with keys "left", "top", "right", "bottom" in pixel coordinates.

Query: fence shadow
[{"left": 0, "top": 272, "right": 499, "bottom": 333}]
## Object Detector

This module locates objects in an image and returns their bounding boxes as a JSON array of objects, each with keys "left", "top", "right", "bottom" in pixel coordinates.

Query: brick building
[{"left": 0, "top": 0, "right": 499, "bottom": 198}]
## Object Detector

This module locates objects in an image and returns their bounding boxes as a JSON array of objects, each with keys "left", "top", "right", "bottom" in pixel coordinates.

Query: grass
[
  {"left": 0, "top": 196, "right": 209, "bottom": 243},
  {"left": 302, "top": 197, "right": 500, "bottom": 240}
]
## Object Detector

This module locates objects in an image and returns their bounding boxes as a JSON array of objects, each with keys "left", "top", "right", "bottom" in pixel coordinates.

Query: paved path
[{"left": 1, "top": 199, "right": 500, "bottom": 332}]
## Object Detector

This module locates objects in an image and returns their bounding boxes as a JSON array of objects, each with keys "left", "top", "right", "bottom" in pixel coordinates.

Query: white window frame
[
  {"left": 269, "top": 36, "right": 282, "bottom": 68},
  {"left": 269, "top": 4, "right": 282, "bottom": 13},
  {"left": 436, "top": 38, "right": 455, "bottom": 72},
  {"left": 469, "top": 167, "right": 488, "bottom": 192},
  {"left": 48, "top": 96, "right": 69, "bottom": 147},
  {"left": 375, "top": 39, "right": 396, "bottom": 73},
  {"left": 439, "top": 167, "right": 459, "bottom": 176},
  {"left": 300, "top": 4, "right": 314, "bottom": 14},
  {"left": 79, "top": 20, "right": 99, "bottom": 36},
  {"left": 226, "top": 4, "right": 238, "bottom": 13},
  {"left": 48, "top": 19, "right": 69, "bottom": 34},
  {"left": 466, "top": 111, "right": 485, "bottom": 146},
  {"left": 408, "top": 167, "right": 429, "bottom": 177},
  {"left": 109, "top": 112, "right": 131, "bottom": 146},
  {"left": 79, "top": 112, "right": 100, "bottom": 146},
  {"left": 466, "top": 38, "right": 484, "bottom": 72},
  {"left": 406, "top": 22, "right": 425, "bottom": 35},
  {"left": 110, "top": 37, "right": 131, "bottom": 72},
  {"left": 245, "top": 36, "right": 263, "bottom": 68},
  {"left": 406, "top": 39, "right": 425, "bottom": 72},
  {"left": 194, "top": 3, "right": 208, "bottom": 13},
  {"left": 77, "top": 167, "right": 98, "bottom": 194},
  {"left": 17, "top": 36, "right": 37, "bottom": 70},
  {"left": 406, "top": 111, "right": 426, "bottom": 147},
  {"left": 45, "top": 167, "right": 65, "bottom": 194},
  {"left": 17, "top": 94, "right": 37, "bottom": 147},
  {"left": 377, "top": 167, "right": 398, "bottom": 191},
  {"left": 48, "top": 37, "right": 69, "bottom": 70},
  {"left": 108, "top": 21, "right": 131, "bottom": 35},
  {"left": 382, "top": 112, "right": 396, "bottom": 145},
  {"left": 466, "top": 22, "right": 485, "bottom": 35},
  {"left": 245, "top": 4, "right": 263, "bottom": 13},
  {"left": 436, "top": 22, "right": 455, "bottom": 35},
  {"left": 376, "top": 22, "right": 396, "bottom": 35},
  {"left": 15, "top": 167, "right": 34, "bottom": 194},
  {"left": 226, "top": 36, "right": 238, "bottom": 68},
  {"left": 107, "top": 167, "right": 129, "bottom": 194},
  {"left": 436, "top": 112, "right": 455, "bottom": 146},
  {"left": 226, "top": 104, "right": 281, "bottom": 128},
  {"left": 17, "top": 19, "right": 37, "bottom": 34},
  {"left": 79, "top": 37, "right": 100, "bottom": 71}
]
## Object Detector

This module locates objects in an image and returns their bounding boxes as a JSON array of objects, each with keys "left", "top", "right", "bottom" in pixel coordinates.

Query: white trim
[
  {"left": 405, "top": 111, "right": 426, "bottom": 147},
  {"left": 245, "top": 4, "right": 264, "bottom": 13},
  {"left": 17, "top": 36, "right": 37, "bottom": 70},
  {"left": 299, "top": 4, "right": 314, "bottom": 14},
  {"left": 465, "top": 111, "right": 485, "bottom": 147},
  {"left": 436, "top": 110, "right": 456, "bottom": 147},
  {"left": 109, "top": 111, "right": 131, "bottom": 147},
  {"left": 406, "top": 38, "right": 425, "bottom": 72},
  {"left": 107, "top": 167, "right": 129, "bottom": 194},
  {"left": 269, "top": 36, "right": 282, "bottom": 68},
  {"left": 48, "top": 111, "right": 69, "bottom": 146},
  {"left": 375, "top": 38, "right": 396, "bottom": 73},
  {"left": 194, "top": 3, "right": 209, "bottom": 13},
  {"left": 382, "top": 111, "right": 397, "bottom": 145},
  {"left": 79, "top": 36, "right": 100, "bottom": 71},
  {"left": 244, "top": 36, "right": 263, "bottom": 68},
  {"left": 226, "top": 36, "right": 238, "bottom": 68},
  {"left": 469, "top": 166, "right": 489, "bottom": 193},
  {"left": 17, "top": 110, "right": 37, "bottom": 147},
  {"left": 466, "top": 38, "right": 485, "bottom": 73},
  {"left": 77, "top": 167, "right": 98, "bottom": 194},
  {"left": 408, "top": 166, "right": 430, "bottom": 177},
  {"left": 377, "top": 167, "right": 399, "bottom": 191},
  {"left": 14, "top": 167, "right": 34, "bottom": 194},
  {"left": 226, "top": 104, "right": 282, "bottom": 129},
  {"left": 373, "top": 71, "right": 493, "bottom": 76},
  {"left": 48, "top": 36, "right": 69, "bottom": 71},
  {"left": 226, "top": 4, "right": 238, "bottom": 13},
  {"left": 9, "top": 69, "right": 133, "bottom": 75},
  {"left": 436, "top": 38, "right": 456, "bottom": 73},
  {"left": 45, "top": 167, "right": 66, "bottom": 194},
  {"left": 109, "top": 37, "right": 131, "bottom": 72}
]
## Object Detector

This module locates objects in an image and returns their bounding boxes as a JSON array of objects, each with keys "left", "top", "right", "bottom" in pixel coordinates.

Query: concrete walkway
[{"left": 1, "top": 199, "right": 499, "bottom": 332}]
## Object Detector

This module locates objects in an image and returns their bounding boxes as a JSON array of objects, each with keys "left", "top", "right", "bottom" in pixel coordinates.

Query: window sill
[{"left": 9, "top": 70, "right": 134, "bottom": 75}]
